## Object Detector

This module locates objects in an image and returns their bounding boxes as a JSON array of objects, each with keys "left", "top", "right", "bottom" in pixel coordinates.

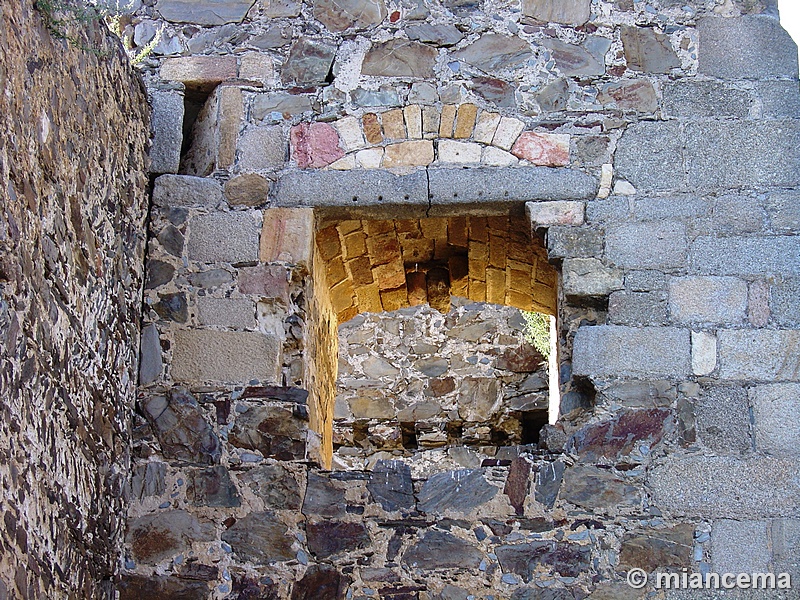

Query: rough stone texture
[
  {"left": 698, "top": 16, "right": 799, "bottom": 79},
  {"left": 521, "top": 0, "right": 590, "bottom": 25},
  {"left": 668, "top": 276, "right": 748, "bottom": 325},
  {"left": 717, "top": 329, "right": 800, "bottom": 381},
  {"left": 428, "top": 167, "right": 597, "bottom": 205},
  {"left": 153, "top": 174, "right": 224, "bottom": 208},
  {"left": 750, "top": 384, "right": 800, "bottom": 455},
  {"left": 126, "top": 510, "right": 215, "bottom": 563},
  {"left": 282, "top": 37, "right": 338, "bottom": 86},
  {"left": 696, "top": 386, "right": 752, "bottom": 454},
  {"left": 149, "top": 90, "right": 184, "bottom": 174},
  {"left": 711, "top": 520, "right": 770, "bottom": 574},
  {"left": 0, "top": 3, "right": 150, "bottom": 597},
  {"left": 647, "top": 456, "right": 800, "bottom": 518},
  {"left": 496, "top": 541, "right": 591, "bottom": 580},
  {"left": 402, "top": 530, "right": 483, "bottom": 569},
  {"left": 606, "top": 222, "right": 686, "bottom": 270},
  {"left": 156, "top": 0, "right": 255, "bottom": 24},
  {"left": 229, "top": 405, "right": 307, "bottom": 460},
  {"left": 172, "top": 330, "right": 281, "bottom": 383},
  {"left": 690, "top": 236, "right": 800, "bottom": 277},
  {"left": 313, "top": 0, "right": 387, "bottom": 32},
  {"left": 618, "top": 524, "right": 694, "bottom": 572},
  {"left": 561, "top": 465, "right": 640, "bottom": 509},
  {"left": 276, "top": 169, "right": 428, "bottom": 207},
  {"left": 187, "top": 212, "right": 261, "bottom": 264},
  {"left": 221, "top": 511, "right": 295, "bottom": 563},
  {"left": 573, "top": 326, "right": 691, "bottom": 379},
  {"left": 417, "top": 469, "right": 499, "bottom": 514},
  {"left": 451, "top": 35, "right": 533, "bottom": 72},
  {"left": 362, "top": 40, "right": 438, "bottom": 78},
  {"left": 620, "top": 25, "right": 680, "bottom": 73}
]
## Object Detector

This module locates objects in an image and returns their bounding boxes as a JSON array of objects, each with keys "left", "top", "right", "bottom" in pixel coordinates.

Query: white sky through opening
[{"left": 779, "top": 0, "right": 800, "bottom": 51}]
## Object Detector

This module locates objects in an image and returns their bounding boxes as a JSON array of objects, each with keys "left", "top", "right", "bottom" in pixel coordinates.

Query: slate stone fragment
[
  {"left": 362, "top": 40, "right": 438, "bottom": 77},
  {"left": 221, "top": 511, "right": 294, "bottom": 563},
  {"left": 402, "top": 530, "right": 483, "bottom": 568},
  {"left": 291, "top": 565, "right": 350, "bottom": 600},
  {"left": 126, "top": 510, "right": 215, "bottom": 563},
  {"left": 535, "top": 460, "right": 564, "bottom": 509},
  {"left": 141, "top": 388, "right": 221, "bottom": 465},
  {"left": 229, "top": 405, "right": 306, "bottom": 461},
  {"left": 302, "top": 472, "right": 347, "bottom": 517},
  {"left": 306, "top": 520, "right": 371, "bottom": 558},
  {"left": 619, "top": 524, "right": 694, "bottom": 571},
  {"left": 188, "top": 465, "right": 241, "bottom": 507},
  {"left": 504, "top": 457, "right": 532, "bottom": 516},
  {"left": 118, "top": 574, "right": 209, "bottom": 600},
  {"left": 496, "top": 540, "right": 591, "bottom": 581},
  {"left": 417, "top": 469, "right": 498, "bottom": 514},
  {"left": 368, "top": 460, "right": 415, "bottom": 511}
]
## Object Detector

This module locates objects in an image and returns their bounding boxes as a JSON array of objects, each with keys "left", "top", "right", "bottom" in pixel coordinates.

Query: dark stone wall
[{"left": 0, "top": 2, "right": 150, "bottom": 598}]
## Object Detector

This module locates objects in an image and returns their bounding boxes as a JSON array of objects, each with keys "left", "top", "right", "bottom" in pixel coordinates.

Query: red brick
[
  {"left": 511, "top": 132, "right": 570, "bottom": 167},
  {"left": 238, "top": 265, "right": 290, "bottom": 302},
  {"left": 290, "top": 122, "right": 345, "bottom": 169}
]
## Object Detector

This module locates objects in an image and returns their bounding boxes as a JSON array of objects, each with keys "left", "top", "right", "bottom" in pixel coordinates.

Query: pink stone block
[
  {"left": 511, "top": 132, "right": 570, "bottom": 167},
  {"left": 290, "top": 122, "right": 345, "bottom": 169}
]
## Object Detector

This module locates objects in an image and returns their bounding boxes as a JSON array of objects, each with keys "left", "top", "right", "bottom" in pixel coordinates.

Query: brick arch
[
  {"left": 291, "top": 103, "right": 570, "bottom": 172},
  {"left": 314, "top": 214, "right": 558, "bottom": 324}
]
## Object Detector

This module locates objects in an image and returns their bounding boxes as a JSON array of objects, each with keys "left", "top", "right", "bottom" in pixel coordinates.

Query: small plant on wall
[
  {"left": 522, "top": 310, "right": 551, "bottom": 360},
  {"left": 35, "top": 0, "right": 161, "bottom": 65}
]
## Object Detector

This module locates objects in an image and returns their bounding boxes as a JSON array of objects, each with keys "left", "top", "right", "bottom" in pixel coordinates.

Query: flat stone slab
[
  {"left": 428, "top": 167, "right": 597, "bottom": 204},
  {"left": 274, "top": 169, "right": 429, "bottom": 207},
  {"left": 156, "top": 0, "right": 256, "bottom": 25},
  {"left": 647, "top": 455, "right": 800, "bottom": 518},
  {"left": 572, "top": 325, "right": 691, "bottom": 380}
]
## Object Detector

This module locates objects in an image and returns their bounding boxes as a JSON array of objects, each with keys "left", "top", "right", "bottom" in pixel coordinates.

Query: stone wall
[
  {"left": 0, "top": 2, "right": 151, "bottom": 598},
  {"left": 126, "top": 0, "right": 800, "bottom": 597}
]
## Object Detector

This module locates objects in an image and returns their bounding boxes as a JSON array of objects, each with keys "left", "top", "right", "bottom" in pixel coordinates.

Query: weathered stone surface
[
  {"left": 221, "top": 511, "right": 294, "bottom": 563},
  {"left": 684, "top": 120, "right": 800, "bottom": 190},
  {"left": 647, "top": 456, "right": 800, "bottom": 518},
  {"left": 187, "top": 212, "right": 260, "bottom": 264},
  {"left": 562, "top": 465, "right": 639, "bottom": 509},
  {"left": 141, "top": 389, "right": 221, "bottom": 464},
  {"left": 384, "top": 140, "right": 434, "bottom": 167},
  {"left": 188, "top": 269, "right": 234, "bottom": 289},
  {"left": 224, "top": 173, "right": 272, "bottom": 207},
  {"left": 362, "top": 40, "right": 438, "bottom": 77},
  {"left": 662, "top": 81, "right": 751, "bottom": 118},
  {"left": 417, "top": 469, "right": 499, "bottom": 514},
  {"left": 118, "top": 574, "right": 209, "bottom": 600},
  {"left": 139, "top": 324, "right": 163, "bottom": 385},
  {"left": 608, "top": 291, "right": 668, "bottom": 326},
  {"left": 620, "top": 25, "right": 679, "bottom": 73},
  {"left": 153, "top": 174, "right": 223, "bottom": 208},
  {"left": 402, "top": 530, "right": 483, "bottom": 569},
  {"left": 696, "top": 385, "right": 751, "bottom": 454},
  {"left": 750, "top": 384, "right": 800, "bottom": 455},
  {"left": 172, "top": 330, "right": 281, "bottom": 383},
  {"left": 698, "top": 16, "right": 798, "bottom": 79},
  {"left": 598, "top": 79, "right": 657, "bottom": 112},
  {"left": 229, "top": 405, "right": 306, "bottom": 460},
  {"left": 711, "top": 519, "right": 770, "bottom": 575},
  {"left": 313, "top": 0, "right": 387, "bottom": 32},
  {"left": 306, "top": 521, "right": 370, "bottom": 558},
  {"left": 562, "top": 258, "right": 623, "bottom": 297},
  {"left": 457, "top": 377, "right": 499, "bottom": 421},
  {"left": 496, "top": 541, "right": 591, "bottom": 581},
  {"left": 131, "top": 462, "right": 167, "bottom": 499},
  {"left": 282, "top": 37, "right": 338, "bottom": 86},
  {"left": 406, "top": 23, "right": 463, "bottom": 47},
  {"left": 526, "top": 200, "right": 584, "bottom": 226},
  {"left": 188, "top": 465, "right": 241, "bottom": 507},
  {"left": 156, "top": 0, "right": 255, "bottom": 24},
  {"left": 512, "top": 132, "right": 569, "bottom": 166},
  {"left": 291, "top": 122, "right": 344, "bottom": 170},
  {"left": 276, "top": 169, "right": 429, "bottom": 207},
  {"left": 619, "top": 524, "right": 694, "bottom": 572},
  {"left": 428, "top": 167, "right": 597, "bottom": 205},
  {"left": 497, "top": 343, "right": 545, "bottom": 372},
  {"left": 541, "top": 38, "right": 604, "bottom": 77},
  {"left": 535, "top": 460, "right": 564, "bottom": 508},
  {"left": 569, "top": 409, "right": 672, "bottom": 461},
  {"left": 668, "top": 276, "right": 748, "bottom": 324},
  {"left": 549, "top": 226, "right": 605, "bottom": 259},
  {"left": 149, "top": 90, "right": 184, "bottom": 174},
  {"left": 606, "top": 222, "right": 686, "bottom": 269},
  {"left": 757, "top": 80, "right": 800, "bottom": 118},
  {"left": 241, "top": 464, "right": 302, "bottom": 509},
  {"left": 303, "top": 472, "right": 347, "bottom": 517},
  {"left": 471, "top": 76, "right": 517, "bottom": 107},
  {"left": 690, "top": 236, "right": 800, "bottom": 277},
  {"left": 615, "top": 121, "right": 683, "bottom": 193},
  {"left": 157, "top": 225, "right": 184, "bottom": 257},
  {"left": 160, "top": 56, "right": 238, "bottom": 88},
  {"left": 238, "top": 265, "right": 291, "bottom": 300},
  {"left": 573, "top": 326, "right": 691, "bottom": 379},
  {"left": 717, "top": 329, "right": 800, "bottom": 381},
  {"left": 522, "top": 0, "right": 590, "bottom": 25},
  {"left": 126, "top": 510, "right": 215, "bottom": 563},
  {"left": 368, "top": 460, "right": 415, "bottom": 510},
  {"left": 452, "top": 34, "right": 533, "bottom": 72},
  {"left": 692, "top": 330, "right": 717, "bottom": 377},
  {"left": 771, "top": 278, "right": 800, "bottom": 326},
  {"left": 252, "top": 93, "right": 314, "bottom": 122},
  {"left": 505, "top": 457, "right": 532, "bottom": 516},
  {"left": 152, "top": 292, "right": 188, "bottom": 322},
  {"left": 237, "top": 125, "right": 286, "bottom": 172},
  {"left": 291, "top": 565, "right": 349, "bottom": 600}
]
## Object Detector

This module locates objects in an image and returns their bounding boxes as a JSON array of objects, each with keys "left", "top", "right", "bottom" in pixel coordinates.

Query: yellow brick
[
  {"left": 454, "top": 103, "right": 478, "bottom": 139},
  {"left": 330, "top": 279, "right": 355, "bottom": 313},
  {"left": 364, "top": 219, "right": 395, "bottom": 236},
  {"left": 488, "top": 232, "right": 507, "bottom": 269},
  {"left": 354, "top": 283, "right": 382, "bottom": 314},
  {"left": 420, "top": 217, "right": 447, "bottom": 240},
  {"left": 381, "top": 287, "right": 408, "bottom": 312},
  {"left": 469, "top": 279, "right": 486, "bottom": 302},
  {"left": 401, "top": 237, "right": 435, "bottom": 263},
  {"left": 439, "top": 104, "right": 457, "bottom": 138},
  {"left": 327, "top": 256, "right": 348, "bottom": 287},
  {"left": 486, "top": 267, "right": 506, "bottom": 304},
  {"left": 404, "top": 105, "right": 423, "bottom": 139},
  {"left": 448, "top": 217, "right": 468, "bottom": 248},
  {"left": 507, "top": 290, "right": 533, "bottom": 312},
  {"left": 342, "top": 231, "right": 367, "bottom": 260},
  {"left": 381, "top": 109, "right": 406, "bottom": 139},
  {"left": 337, "top": 220, "right": 362, "bottom": 236},
  {"left": 383, "top": 141, "right": 434, "bottom": 168},
  {"left": 449, "top": 256, "right": 469, "bottom": 297},
  {"left": 469, "top": 217, "right": 488, "bottom": 243},
  {"left": 508, "top": 268, "right": 532, "bottom": 293},
  {"left": 373, "top": 259, "right": 406, "bottom": 290}
]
